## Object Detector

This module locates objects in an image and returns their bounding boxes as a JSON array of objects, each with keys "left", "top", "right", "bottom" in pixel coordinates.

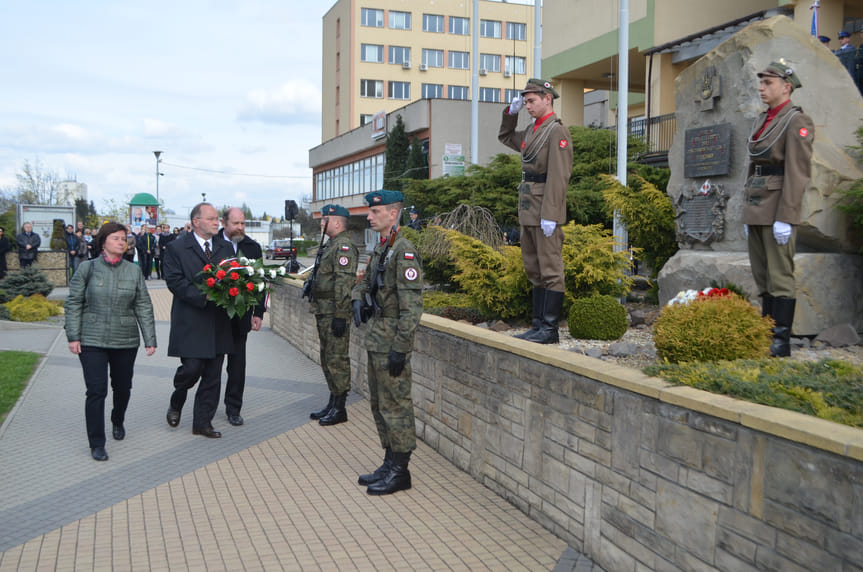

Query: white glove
[
  {"left": 508, "top": 96, "right": 523, "bottom": 115},
  {"left": 743, "top": 224, "right": 748, "bottom": 238},
  {"left": 540, "top": 219, "right": 556, "bottom": 237},
  {"left": 773, "top": 221, "right": 792, "bottom": 245}
]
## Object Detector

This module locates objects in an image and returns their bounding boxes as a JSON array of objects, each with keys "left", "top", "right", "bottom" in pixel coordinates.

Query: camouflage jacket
[
  {"left": 310, "top": 230, "right": 358, "bottom": 319},
  {"left": 351, "top": 232, "right": 423, "bottom": 354}
]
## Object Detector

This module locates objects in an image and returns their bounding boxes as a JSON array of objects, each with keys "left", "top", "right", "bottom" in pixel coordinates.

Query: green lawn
[{"left": 0, "top": 351, "right": 41, "bottom": 423}]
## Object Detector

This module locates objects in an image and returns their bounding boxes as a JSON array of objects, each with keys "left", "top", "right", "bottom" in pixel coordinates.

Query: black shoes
[
  {"left": 227, "top": 414, "right": 244, "bottom": 426},
  {"left": 166, "top": 408, "right": 181, "bottom": 427},
  {"left": 91, "top": 447, "right": 108, "bottom": 461},
  {"left": 319, "top": 393, "right": 347, "bottom": 426},
  {"left": 310, "top": 393, "right": 334, "bottom": 420},
  {"left": 112, "top": 424, "right": 125, "bottom": 440},
  {"left": 358, "top": 448, "right": 392, "bottom": 485},
  {"left": 522, "top": 290, "right": 564, "bottom": 345},
  {"left": 366, "top": 451, "right": 412, "bottom": 495},
  {"left": 192, "top": 425, "right": 222, "bottom": 438}
]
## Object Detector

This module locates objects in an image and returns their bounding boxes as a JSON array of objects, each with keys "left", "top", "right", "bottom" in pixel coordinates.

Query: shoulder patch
[
  {"left": 520, "top": 141, "right": 526, "bottom": 150},
  {"left": 404, "top": 252, "right": 415, "bottom": 260},
  {"left": 798, "top": 127, "right": 809, "bottom": 138},
  {"left": 559, "top": 139, "right": 568, "bottom": 149},
  {"left": 404, "top": 267, "right": 418, "bottom": 281},
  {"left": 338, "top": 256, "right": 350, "bottom": 267}
]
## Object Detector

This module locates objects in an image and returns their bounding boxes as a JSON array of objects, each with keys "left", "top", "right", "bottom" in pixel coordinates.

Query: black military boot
[
  {"left": 310, "top": 393, "right": 334, "bottom": 420},
  {"left": 516, "top": 287, "right": 545, "bottom": 339},
  {"left": 319, "top": 392, "right": 348, "bottom": 426},
  {"left": 761, "top": 293, "right": 774, "bottom": 318},
  {"left": 367, "top": 451, "right": 412, "bottom": 495},
  {"left": 769, "top": 297, "right": 796, "bottom": 358},
  {"left": 524, "top": 290, "right": 564, "bottom": 344},
  {"left": 358, "top": 448, "right": 392, "bottom": 485}
]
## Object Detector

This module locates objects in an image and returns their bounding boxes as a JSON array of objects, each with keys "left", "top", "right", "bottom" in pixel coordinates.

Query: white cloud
[
  {"left": 237, "top": 79, "right": 322, "bottom": 124},
  {"left": 142, "top": 118, "right": 187, "bottom": 138}
]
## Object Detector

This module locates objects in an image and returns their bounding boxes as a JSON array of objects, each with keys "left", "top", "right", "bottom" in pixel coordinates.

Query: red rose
[
  {"left": 216, "top": 270, "right": 227, "bottom": 280},
  {"left": 229, "top": 287, "right": 239, "bottom": 297},
  {"left": 203, "top": 264, "right": 212, "bottom": 272},
  {"left": 246, "top": 282, "right": 255, "bottom": 292},
  {"left": 230, "top": 272, "right": 239, "bottom": 281},
  {"left": 230, "top": 260, "right": 240, "bottom": 267},
  {"left": 206, "top": 277, "right": 216, "bottom": 288}
]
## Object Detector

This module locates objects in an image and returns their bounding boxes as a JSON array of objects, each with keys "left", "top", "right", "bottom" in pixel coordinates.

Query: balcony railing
[{"left": 609, "top": 112, "right": 676, "bottom": 159}]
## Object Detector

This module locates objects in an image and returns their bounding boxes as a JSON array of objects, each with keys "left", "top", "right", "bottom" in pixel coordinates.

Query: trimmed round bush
[
  {"left": 567, "top": 295, "right": 628, "bottom": 340},
  {"left": 653, "top": 293, "right": 773, "bottom": 363}
]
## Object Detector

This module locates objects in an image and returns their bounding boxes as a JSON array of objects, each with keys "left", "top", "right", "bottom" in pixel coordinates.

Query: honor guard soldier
[
  {"left": 743, "top": 61, "right": 814, "bottom": 357},
  {"left": 351, "top": 190, "right": 423, "bottom": 495},
  {"left": 499, "top": 78, "right": 573, "bottom": 344},
  {"left": 304, "top": 204, "right": 357, "bottom": 426}
]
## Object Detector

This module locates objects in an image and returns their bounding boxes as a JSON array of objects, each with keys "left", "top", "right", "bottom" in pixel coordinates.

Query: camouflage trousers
[
  {"left": 315, "top": 314, "right": 351, "bottom": 395},
  {"left": 367, "top": 350, "right": 416, "bottom": 453}
]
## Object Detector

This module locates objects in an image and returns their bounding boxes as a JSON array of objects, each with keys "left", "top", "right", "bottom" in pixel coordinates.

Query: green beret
[
  {"left": 321, "top": 204, "right": 350, "bottom": 218},
  {"left": 365, "top": 190, "right": 404, "bottom": 206},
  {"left": 521, "top": 78, "right": 560, "bottom": 99},
  {"left": 757, "top": 61, "right": 802, "bottom": 89}
]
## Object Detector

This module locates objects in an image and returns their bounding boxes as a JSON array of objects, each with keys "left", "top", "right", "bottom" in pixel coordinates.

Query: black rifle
[
  {"left": 362, "top": 225, "right": 398, "bottom": 321},
  {"left": 301, "top": 218, "right": 329, "bottom": 302}
]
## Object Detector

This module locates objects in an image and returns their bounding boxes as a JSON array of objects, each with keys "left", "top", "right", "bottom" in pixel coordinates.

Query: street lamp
[{"left": 153, "top": 151, "right": 163, "bottom": 204}]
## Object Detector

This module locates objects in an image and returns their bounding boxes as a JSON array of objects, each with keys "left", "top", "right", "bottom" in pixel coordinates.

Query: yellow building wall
[
  {"left": 542, "top": 0, "right": 648, "bottom": 60},
  {"left": 322, "top": 0, "right": 353, "bottom": 143},
  {"left": 323, "top": 0, "right": 535, "bottom": 141}
]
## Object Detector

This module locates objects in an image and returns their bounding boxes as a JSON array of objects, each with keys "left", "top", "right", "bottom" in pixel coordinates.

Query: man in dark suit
[
  {"left": 162, "top": 202, "right": 234, "bottom": 438},
  {"left": 157, "top": 223, "right": 175, "bottom": 279},
  {"left": 136, "top": 224, "right": 157, "bottom": 279},
  {"left": 216, "top": 207, "right": 265, "bottom": 426}
]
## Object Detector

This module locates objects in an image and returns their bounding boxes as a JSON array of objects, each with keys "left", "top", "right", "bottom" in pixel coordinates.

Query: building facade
[{"left": 321, "top": 0, "right": 536, "bottom": 141}]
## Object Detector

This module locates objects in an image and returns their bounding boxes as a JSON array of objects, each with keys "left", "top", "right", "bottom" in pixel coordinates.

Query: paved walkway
[{"left": 0, "top": 281, "right": 601, "bottom": 571}]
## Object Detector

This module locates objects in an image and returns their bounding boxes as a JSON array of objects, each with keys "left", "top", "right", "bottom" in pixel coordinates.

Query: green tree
[
  {"left": 384, "top": 115, "right": 410, "bottom": 191},
  {"left": 405, "top": 136, "right": 428, "bottom": 181}
]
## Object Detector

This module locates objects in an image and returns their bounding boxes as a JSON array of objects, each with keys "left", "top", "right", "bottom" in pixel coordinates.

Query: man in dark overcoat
[{"left": 162, "top": 202, "right": 234, "bottom": 437}]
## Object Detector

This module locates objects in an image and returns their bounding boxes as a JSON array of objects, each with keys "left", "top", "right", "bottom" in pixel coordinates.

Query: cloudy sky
[{"left": 0, "top": 0, "right": 327, "bottom": 219}]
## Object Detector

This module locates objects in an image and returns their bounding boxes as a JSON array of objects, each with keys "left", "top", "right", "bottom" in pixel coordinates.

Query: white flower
[
  {"left": 269, "top": 269, "right": 277, "bottom": 279},
  {"left": 277, "top": 266, "right": 286, "bottom": 276},
  {"left": 239, "top": 256, "right": 249, "bottom": 265},
  {"left": 667, "top": 289, "right": 699, "bottom": 306},
  {"left": 257, "top": 267, "right": 265, "bottom": 277},
  {"left": 258, "top": 282, "right": 266, "bottom": 292}
]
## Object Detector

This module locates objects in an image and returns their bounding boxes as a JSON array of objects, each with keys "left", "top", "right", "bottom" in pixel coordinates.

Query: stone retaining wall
[
  {"left": 3, "top": 251, "right": 68, "bottom": 287},
  {"left": 271, "top": 280, "right": 863, "bottom": 571}
]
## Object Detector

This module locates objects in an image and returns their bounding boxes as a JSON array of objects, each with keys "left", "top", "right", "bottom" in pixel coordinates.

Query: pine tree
[
  {"left": 406, "top": 136, "right": 428, "bottom": 181},
  {"left": 0, "top": 264, "right": 54, "bottom": 299},
  {"left": 383, "top": 115, "right": 410, "bottom": 191}
]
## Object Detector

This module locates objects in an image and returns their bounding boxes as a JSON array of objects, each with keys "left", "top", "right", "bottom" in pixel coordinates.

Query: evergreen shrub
[
  {"left": 561, "top": 222, "right": 634, "bottom": 299},
  {"left": 653, "top": 293, "right": 773, "bottom": 363},
  {"left": 5, "top": 294, "right": 62, "bottom": 322},
  {"left": 567, "top": 295, "right": 628, "bottom": 340},
  {"left": 0, "top": 265, "right": 54, "bottom": 298},
  {"left": 0, "top": 305, "right": 10, "bottom": 321}
]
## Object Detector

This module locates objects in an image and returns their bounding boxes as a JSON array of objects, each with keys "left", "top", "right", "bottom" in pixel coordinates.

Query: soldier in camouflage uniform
[
  {"left": 351, "top": 190, "right": 423, "bottom": 495},
  {"left": 307, "top": 204, "right": 357, "bottom": 425}
]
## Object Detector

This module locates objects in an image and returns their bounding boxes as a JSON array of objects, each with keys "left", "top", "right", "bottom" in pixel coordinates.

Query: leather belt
[
  {"left": 522, "top": 172, "right": 547, "bottom": 183},
  {"left": 753, "top": 164, "right": 783, "bottom": 176}
]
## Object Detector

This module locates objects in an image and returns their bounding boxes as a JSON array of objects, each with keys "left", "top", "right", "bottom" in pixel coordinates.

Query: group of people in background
[{"left": 829, "top": 26, "right": 863, "bottom": 95}]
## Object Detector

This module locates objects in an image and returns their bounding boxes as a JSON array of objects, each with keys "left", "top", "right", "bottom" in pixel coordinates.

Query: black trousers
[
  {"left": 153, "top": 257, "right": 162, "bottom": 279},
  {"left": 79, "top": 346, "right": 138, "bottom": 448},
  {"left": 224, "top": 333, "right": 247, "bottom": 416},
  {"left": 140, "top": 253, "right": 153, "bottom": 278},
  {"left": 171, "top": 356, "right": 225, "bottom": 429}
]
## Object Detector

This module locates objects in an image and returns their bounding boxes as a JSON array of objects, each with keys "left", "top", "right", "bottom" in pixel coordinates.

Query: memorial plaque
[
  {"left": 684, "top": 123, "right": 732, "bottom": 178},
  {"left": 675, "top": 183, "right": 728, "bottom": 244}
]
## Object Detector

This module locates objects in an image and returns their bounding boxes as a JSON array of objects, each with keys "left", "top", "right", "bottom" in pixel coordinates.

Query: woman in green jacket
[{"left": 65, "top": 222, "right": 157, "bottom": 461}]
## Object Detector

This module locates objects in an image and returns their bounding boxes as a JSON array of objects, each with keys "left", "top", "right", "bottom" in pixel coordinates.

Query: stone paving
[{"left": 0, "top": 280, "right": 601, "bottom": 571}]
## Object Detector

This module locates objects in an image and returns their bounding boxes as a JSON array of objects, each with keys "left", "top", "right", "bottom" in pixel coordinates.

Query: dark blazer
[
  {"left": 163, "top": 232, "right": 234, "bottom": 358},
  {"left": 217, "top": 229, "right": 266, "bottom": 337}
]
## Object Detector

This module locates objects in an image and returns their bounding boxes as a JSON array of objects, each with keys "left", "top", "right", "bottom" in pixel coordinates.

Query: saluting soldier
[
  {"left": 743, "top": 60, "right": 814, "bottom": 357},
  {"left": 307, "top": 204, "right": 357, "bottom": 426},
  {"left": 499, "top": 78, "right": 573, "bottom": 344},
  {"left": 351, "top": 190, "right": 423, "bottom": 495}
]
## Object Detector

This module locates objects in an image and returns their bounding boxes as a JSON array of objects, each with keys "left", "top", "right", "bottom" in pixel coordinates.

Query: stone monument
[{"left": 658, "top": 15, "right": 863, "bottom": 335}]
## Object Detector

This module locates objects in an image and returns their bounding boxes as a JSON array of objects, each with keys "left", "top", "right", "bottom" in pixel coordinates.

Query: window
[
  {"left": 480, "top": 20, "right": 501, "bottom": 38},
  {"left": 422, "top": 49, "right": 443, "bottom": 68},
  {"left": 449, "top": 51, "right": 469, "bottom": 69},
  {"left": 389, "top": 10, "right": 411, "bottom": 30},
  {"left": 480, "top": 87, "right": 500, "bottom": 102},
  {"left": 389, "top": 46, "right": 411, "bottom": 65},
  {"left": 361, "top": 79, "right": 383, "bottom": 98},
  {"left": 505, "top": 55, "right": 526, "bottom": 75},
  {"left": 315, "top": 153, "right": 385, "bottom": 201},
  {"left": 361, "top": 44, "right": 383, "bottom": 63},
  {"left": 480, "top": 54, "right": 500, "bottom": 73},
  {"left": 449, "top": 85, "right": 469, "bottom": 100},
  {"left": 422, "top": 83, "right": 443, "bottom": 98},
  {"left": 423, "top": 13, "right": 444, "bottom": 33},
  {"left": 360, "top": 114, "right": 374, "bottom": 126},
  {"left": 388, "top": 81, "right": 410, "bottom": 99},
  {"left": 507, "top": 22, "right": 526, "bottom": 41},
  {"left": 505, "top": 89, "right": 520, "bottom": 103},
  {"left": 361, "top": 8, "right": 383, "bottom": 28},
  {"left": 449, "top": 16, "right": 469, "bottom": 35}
]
